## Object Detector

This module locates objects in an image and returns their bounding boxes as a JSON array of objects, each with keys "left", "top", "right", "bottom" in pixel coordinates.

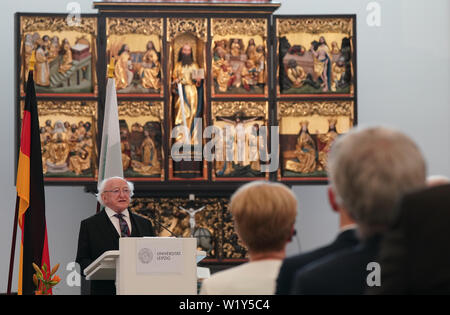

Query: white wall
[
  {"left": 281, "top": 0, "right": 450, "bottom": 255},
  {"left": 0, "top": 0, "right": 448, "bottom": 294}
]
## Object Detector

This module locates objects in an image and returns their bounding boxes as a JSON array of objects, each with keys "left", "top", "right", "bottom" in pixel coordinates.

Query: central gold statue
[{"left": 172, "top": 44, "right": 203, "bottom": 140}]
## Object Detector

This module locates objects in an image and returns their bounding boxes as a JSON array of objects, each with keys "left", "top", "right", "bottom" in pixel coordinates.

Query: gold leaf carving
[
  {"left": 212, "top": 101, "right": 267, "bottom": 118},
  {"left": 37, "top": 101, "right": 97, "bottom": 117},
  {"left": 277, "top": 18, "right": 353, "bottom": 36},
  {"left": 211, "top": 18, "right": 267, "bottom": 37},
  {"left": 278, "top": 101, "right": 353, "bottom": 117},
  {"left": 118, "top": 101, "right": 163, "bottom": 121},
  {"left": 167, "top": 18, "right": 207, "bottom": 42},
  {"left": 21, "top": 16, "right": 97, "bottom": 35},
  {"left": 107, "top": 18, "right": 162, "bottom": 36}
]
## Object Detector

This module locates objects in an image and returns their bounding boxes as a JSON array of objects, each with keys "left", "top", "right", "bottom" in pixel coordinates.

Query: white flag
[{"left": 98, "top": 78, "right": 123, "bottom": 183}]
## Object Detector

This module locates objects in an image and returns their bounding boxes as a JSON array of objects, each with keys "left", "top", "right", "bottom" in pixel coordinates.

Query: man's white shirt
[{"left": 105, "top": 207, "right": 132, "bottom": 236}]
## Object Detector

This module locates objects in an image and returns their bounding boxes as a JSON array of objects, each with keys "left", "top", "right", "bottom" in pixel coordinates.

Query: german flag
[{"left": 16, "top": 70, "right": 50, "bottom": 295}]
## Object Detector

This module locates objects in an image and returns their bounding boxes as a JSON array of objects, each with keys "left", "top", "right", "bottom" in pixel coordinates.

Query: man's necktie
[{"left": 114, "top": 213, "right": 130, "bottom": 237}]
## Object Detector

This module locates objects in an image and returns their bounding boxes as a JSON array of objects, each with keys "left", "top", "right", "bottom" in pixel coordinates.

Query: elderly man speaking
[{"left": 76, "top": 176, "right": 155, "bottom": 295}]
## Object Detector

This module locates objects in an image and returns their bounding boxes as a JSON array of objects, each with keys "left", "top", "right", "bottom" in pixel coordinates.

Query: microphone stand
[{"left": 147, "top": 211, "right": 180, "bottom": 238}]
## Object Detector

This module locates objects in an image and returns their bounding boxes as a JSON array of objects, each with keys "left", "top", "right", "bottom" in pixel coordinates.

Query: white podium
[{"left": 84, "top": 237, "right": 201, "bottom": 295}]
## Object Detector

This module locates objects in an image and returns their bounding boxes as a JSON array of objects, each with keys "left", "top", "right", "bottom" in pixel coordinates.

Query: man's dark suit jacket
[
  {"left": 76, "top": 209, "right": 155, "bottom": 295},
  {"left": 275, "top": 228, "right": 358, "bottom": 295},
  {"left": 369, "top": 184, "right": 450, "bottom": 294},
  {"left": 291, "top": 234, "right": 383, "bottom": 295}
]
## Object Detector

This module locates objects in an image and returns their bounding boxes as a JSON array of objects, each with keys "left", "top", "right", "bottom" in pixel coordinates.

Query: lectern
[{"left": 84, "top": 237, "right": 199, "bottom": 295}]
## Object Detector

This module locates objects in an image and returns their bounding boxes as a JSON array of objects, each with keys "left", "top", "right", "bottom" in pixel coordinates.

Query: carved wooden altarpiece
[{"left": 15, "top": 1, "right": 356, "bottom": 265}]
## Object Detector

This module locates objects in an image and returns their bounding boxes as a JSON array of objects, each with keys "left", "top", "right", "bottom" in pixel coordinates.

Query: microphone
[{"left": 145, "top": 210, "right": 180, "bottom": 238}]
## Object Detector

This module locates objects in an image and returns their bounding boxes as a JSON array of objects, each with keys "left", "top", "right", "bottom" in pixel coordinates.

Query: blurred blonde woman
[{"left": 200, "top": 181, "right": 298, "bottom": 295}]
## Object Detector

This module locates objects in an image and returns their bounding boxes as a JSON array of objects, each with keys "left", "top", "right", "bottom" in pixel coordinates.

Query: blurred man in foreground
[{"left": 291, "top": 126, "right": 426, "bottom": 295}]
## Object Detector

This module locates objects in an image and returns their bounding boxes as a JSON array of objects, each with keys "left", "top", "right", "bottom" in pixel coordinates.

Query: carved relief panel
[
  {"left": 106, "top": 17, "right": 163, "bottom": 96},
  {"left": 18, "top": 15, "right": 98, "bottom": 96}
]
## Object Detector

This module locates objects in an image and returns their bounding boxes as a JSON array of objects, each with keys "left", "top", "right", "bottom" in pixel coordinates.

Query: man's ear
[
  {"left": 327, "top": 186, "right": 339, "bottom": 213},
  {"left": 100, "top": 192, "right": 107, "bottom": 204}
]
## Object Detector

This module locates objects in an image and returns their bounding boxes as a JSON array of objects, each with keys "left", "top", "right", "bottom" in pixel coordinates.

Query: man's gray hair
[
  {"left": 328, "top": 126, "right": 426, "bottom": 238},
  {"left": 96, "top": 176, "right": 135, "bottom": 206}
]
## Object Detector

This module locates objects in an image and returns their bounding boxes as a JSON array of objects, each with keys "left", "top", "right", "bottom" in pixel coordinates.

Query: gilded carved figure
[
  {"left": 286, "top": 59, "right": 307, "bottom": 88},
  {"left": 311, "top": 36, "right": 332, "bottom": 92},
  {"left": 285, "top": 121, "right": 317, "bottom": 174},
  {"left": 172, "top": 43, "right": 204, "bottom": 140},
  {"left": 115, "top": 44, "right": 133, "bottom": 90},
  {"left": 316, "top": 118, "right": 339, "bottom": 171},
  {"left": 139, "top": 41, "right": 160, "bottom": 90},
  {"left": 58, "top": 39, "right": 73, "bottom": 74},
  {"left": 35, "top": 39, "right": 50, "bottom": 87}
]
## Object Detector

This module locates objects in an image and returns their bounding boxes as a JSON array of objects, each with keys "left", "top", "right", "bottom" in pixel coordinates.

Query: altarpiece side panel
[
  {"left": 19, "top": 15, "right": 98, "bottom": 96},
  {"left": 107, "top": 17, "right": 163, "bottom": 96},
  {"left": 278, "top": 100, "right": 354, "bottom": 181},
  {"left": 20, "top": 100, "right": 98, "bottom": 181},
  {"left": 211, "top": 101, "right": 269, "bottom": 180},
  {"left": 277, "top": 17, "right": 355, "bottom": 97},
  {"left": 118, "top": 101, "right": 164, "bottom": 181},
  {"left": 211, "top": 18, "right": 268, "bottom": 97}
]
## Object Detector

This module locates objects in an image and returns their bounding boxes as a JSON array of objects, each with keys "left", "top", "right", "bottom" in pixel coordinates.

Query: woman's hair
[{"left": 229, "top": 181, "right": 297, "bottom": 253}]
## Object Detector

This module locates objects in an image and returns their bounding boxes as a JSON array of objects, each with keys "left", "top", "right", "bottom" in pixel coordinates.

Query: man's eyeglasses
[{"left": 104, "top": 188, "right": 131, "bottom": 195}]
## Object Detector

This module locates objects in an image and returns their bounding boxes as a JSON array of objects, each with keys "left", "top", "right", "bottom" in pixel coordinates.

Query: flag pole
[
  {"left": 7, "top": 198, "right": 20, "bottom": 295},
  {"left": 96, "top": 58, "right": 116, "bottom": 214},
  {"left": 7, "top": 52, "right": 36, "bottom": 295}
]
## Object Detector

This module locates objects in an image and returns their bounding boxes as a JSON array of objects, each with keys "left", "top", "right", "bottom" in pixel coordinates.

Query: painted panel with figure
[
  {"left": 20, "top": 100, "right": 98, "bottom": 181},
  {"left": 18, "top": 15, "right": 98, "bottom": 96},
  {"left": 118, "top": 101, "right": 164, "bottom": 180},
  {"left": 107, "top": 18, "right": 163, "bottom": 96},
  {"left": 277, "top": 16, "right": 355, "bottom": 96},
  {"left": 211, "top": 18, "right": 268, "bottom": 97},
  {"left": 211, "top": 101, "right": 269, "bottom": 180},
  {"left": 278, "top": 100, "right": 354, "bottom": 181}
]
